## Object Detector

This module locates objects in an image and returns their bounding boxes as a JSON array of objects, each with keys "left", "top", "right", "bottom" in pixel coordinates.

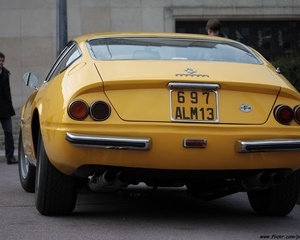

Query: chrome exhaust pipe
[
  {"left": 88, "top": 171, "right": 129, "bottom": 192},
  {"left": 242, "top": 172, "right": 272, "bottom": 191},
  {"left": 270, "top": 172, "right": 284, "bottom": 185},
  {"left": 88, "top": 171, "right": 116, "bottom": 192},
  {"left": 111, "top": 171, "right": 130, "bottom": 189},
  {"left": 243, "top": 171, "right": 288, "bottom": 191}
]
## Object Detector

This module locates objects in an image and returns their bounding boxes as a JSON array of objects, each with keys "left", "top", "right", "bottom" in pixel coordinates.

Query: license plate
[{"left": 170, "top": 90, "right": 219, "bottom": 122}]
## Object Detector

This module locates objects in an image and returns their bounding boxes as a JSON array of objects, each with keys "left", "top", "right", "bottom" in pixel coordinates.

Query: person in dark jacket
[
  {"left": 0, "top": 52, "right": 17, "bottom": 164},
  {"left": 205, "top": 18, "right": 227, "bottom": 37}
]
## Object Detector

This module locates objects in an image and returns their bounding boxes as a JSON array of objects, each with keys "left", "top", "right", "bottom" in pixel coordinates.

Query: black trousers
[{"left": 0, "top": 117, "right": 14, "bottom": 161}]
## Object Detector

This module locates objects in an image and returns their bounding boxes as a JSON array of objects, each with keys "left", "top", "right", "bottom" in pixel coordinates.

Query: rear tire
[
  {"left": 247, "top": 170, "right": 300, "bottom": 216},
  {"left": 35, "top": 130, "right": 78, "bottom": 215},
  {"left": 18, "top": 129, "right": 36, "bottom": 193}
]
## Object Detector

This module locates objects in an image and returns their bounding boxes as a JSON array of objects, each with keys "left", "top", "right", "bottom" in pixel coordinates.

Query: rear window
[{"left": 86, "top": 37, "right": 261, "bottom": 64}]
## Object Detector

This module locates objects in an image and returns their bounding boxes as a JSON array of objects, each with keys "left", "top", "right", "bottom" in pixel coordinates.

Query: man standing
[{"left": 0, "top": 52, "right": 17, "bottom": 164}]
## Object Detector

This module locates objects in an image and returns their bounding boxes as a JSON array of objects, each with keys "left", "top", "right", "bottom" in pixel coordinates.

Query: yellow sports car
[{"left": 18, "top": 32, "right": 300, "bottom": 216}]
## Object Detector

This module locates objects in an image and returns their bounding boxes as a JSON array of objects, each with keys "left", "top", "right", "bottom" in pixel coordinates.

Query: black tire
[
  {"left": 35, "top": 130, "right": 78, "bottom": 216},
  {"left": 247, "top": 170, "right": 300, "bottom": 216},
  {"left": 18, "top": 129, "right": 36, "bottom": 193}
]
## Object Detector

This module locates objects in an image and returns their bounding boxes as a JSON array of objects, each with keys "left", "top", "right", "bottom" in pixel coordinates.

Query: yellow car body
[{"left": 18, "top": 32, "right": 300, "bottom": 216}]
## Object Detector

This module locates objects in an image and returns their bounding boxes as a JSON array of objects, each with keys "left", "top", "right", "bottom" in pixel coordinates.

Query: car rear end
[
  {"left": 58, "top": 35, "right": 300, "bottom": 175},
  {"left": 30, "top": 33, "right": 300, "bottom": 216}
]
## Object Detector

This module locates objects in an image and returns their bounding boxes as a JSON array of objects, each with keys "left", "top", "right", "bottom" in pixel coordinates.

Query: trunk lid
[{"left": 95, "top": 61, "right": 280, "bottom": 124}]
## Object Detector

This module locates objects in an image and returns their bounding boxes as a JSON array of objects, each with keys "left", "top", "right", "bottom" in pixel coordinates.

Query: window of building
[{"left": 175, "top": 20, "right": 300, "bottom": 60}]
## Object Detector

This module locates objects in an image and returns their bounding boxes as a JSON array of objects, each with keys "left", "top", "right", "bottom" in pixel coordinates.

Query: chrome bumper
[
  {"left": 235, "top": 139, "right": 300, "bottom": 153},
  {"left": 66, "top": 133, "right": 300, "bottom": 153},
  {"left": 66, "top": 132, "right": 151, "bottom": 151}
]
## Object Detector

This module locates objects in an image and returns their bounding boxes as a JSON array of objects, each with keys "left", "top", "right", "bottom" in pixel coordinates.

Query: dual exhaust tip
[
  {"left": 242, "top": 171, "right": 290, "bottom": 191},
  {"left": 88, "top": 171, "right": 130, "bottom": 192}
]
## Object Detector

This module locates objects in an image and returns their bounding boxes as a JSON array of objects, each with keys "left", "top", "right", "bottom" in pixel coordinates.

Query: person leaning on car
[
  {"left": 206, "top": 18, "right": 227, "bottom": 37},
  {"left": 0, "top": 52, "right": 17, "bottom": 165}
]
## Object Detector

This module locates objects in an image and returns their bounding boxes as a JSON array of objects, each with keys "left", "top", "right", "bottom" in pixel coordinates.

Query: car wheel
[
  {"left": 247, "top": 170, "right": 300, "bottom": 216},
  {"left": 18, "top": 129, "right": 36, "bottom": 193},
  {"left": 35, "top": 130, "right": 78, "bottom": 215}
]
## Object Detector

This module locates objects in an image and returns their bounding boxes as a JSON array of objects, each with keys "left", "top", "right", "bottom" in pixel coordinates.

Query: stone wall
[
  {"left": 0, "top": 0, "right": 299, "bottom": 149},
  {"left": 1, "top": 0, "right": 299, "bottom": 110}
]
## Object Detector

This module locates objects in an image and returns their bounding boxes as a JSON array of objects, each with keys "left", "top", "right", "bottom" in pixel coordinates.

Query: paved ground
[
  {"left": 0, "top": 150, "right": 17, "bottom": 162},
  {"left": 1, "top": 161, "right": 300, "bottom": 240}
]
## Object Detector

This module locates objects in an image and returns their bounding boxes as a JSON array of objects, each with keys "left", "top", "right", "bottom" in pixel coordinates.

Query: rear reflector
[
  {"left": 68, "top": 100, "right": 89, "bottom": 120},
  {"left": 293, "top": 105, "right": 300, "bottom": 124},
  {"left": 90, "top": 101, "right": 111, "bottom": 121},
  {"left": 183, "top": 138, "right": 207, "bottom": 148},
  {"left": 274, "top": 105, "right": 293, "bottom": 125}
]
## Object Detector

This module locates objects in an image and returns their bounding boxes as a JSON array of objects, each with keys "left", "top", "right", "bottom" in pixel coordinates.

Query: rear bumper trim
[
  {"left": 235, "top": 139, "right": 300, "bottom": 153},
  {"left": 66, "top": 132, "right": 151, "bottom": 151}
]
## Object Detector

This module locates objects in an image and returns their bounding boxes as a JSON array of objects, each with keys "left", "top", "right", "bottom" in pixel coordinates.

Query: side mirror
[{"left": 23, "top": 72, "right": 39, "bottom": 90}]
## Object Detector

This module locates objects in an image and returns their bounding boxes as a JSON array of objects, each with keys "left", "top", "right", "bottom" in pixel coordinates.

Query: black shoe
[{"left": 7, "top": 156, "right": 18, "bottom": 165}]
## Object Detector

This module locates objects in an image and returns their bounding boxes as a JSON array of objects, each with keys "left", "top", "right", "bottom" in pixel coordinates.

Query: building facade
[{"left": 0, "top": 0, "right": 299, "bottom": 146}]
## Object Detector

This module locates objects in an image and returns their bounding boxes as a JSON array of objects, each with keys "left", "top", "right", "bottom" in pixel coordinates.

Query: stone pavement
[
  {"left": 0, "top": 150, "right": 6, "bottom": 162},
  {"left": 0, "top": 150, "right": 17, "bottom": 163}
]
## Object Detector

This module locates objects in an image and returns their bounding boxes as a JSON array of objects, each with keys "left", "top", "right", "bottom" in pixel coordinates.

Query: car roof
[{"left": 74, "top": 32, "right": 236, "bottom": 44}]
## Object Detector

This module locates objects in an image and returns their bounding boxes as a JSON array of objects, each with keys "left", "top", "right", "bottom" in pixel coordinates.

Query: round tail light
[
  {"left": 90, "top": 101, "right": 111, "bottom": 121},
  {"left": 68, "top": 100, "right": 89, "bottom": 120},
  {"left": 293, "top": 105, "right": 300, "bottom": 124},
  {"left": 274, "top": 105, "right": 293, "bottom": 125}
]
